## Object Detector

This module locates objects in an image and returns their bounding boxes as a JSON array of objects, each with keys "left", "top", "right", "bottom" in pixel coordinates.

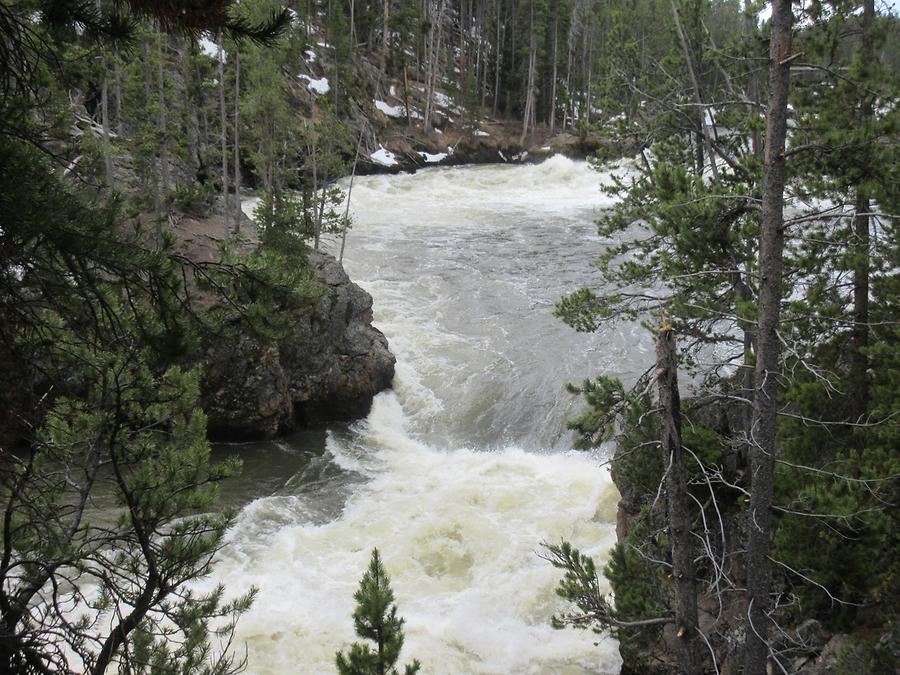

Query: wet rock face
[{"left": 201, "top": 252, "right": 395, "bottom": 440}]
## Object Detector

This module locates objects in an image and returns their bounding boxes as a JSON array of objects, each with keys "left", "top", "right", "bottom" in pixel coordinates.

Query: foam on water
[
  {"left": 214, "top": 393, "right": 622, "bottom": 674},
  {"left": 344, "top": 155, "right": 627, "bottom": 233},
  {"left": 221, "top": 158, "right": 634, "bottom": 673}
]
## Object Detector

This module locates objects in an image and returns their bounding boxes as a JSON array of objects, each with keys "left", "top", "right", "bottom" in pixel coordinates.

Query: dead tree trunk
[
  {"left": 656, "top": 327, "right": 702, "bottom": 675},
  {"left": 340, "top": 133, "right": 364, "bottom": 263},
  {"left": 743, "top": 0, "right": 793, "bottom": 671},
  {"left": 519, "top": 36, "right": 536, "bottom": 145}
]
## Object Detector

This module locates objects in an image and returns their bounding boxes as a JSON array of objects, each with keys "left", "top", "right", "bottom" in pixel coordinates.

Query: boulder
[{"left": 201, "top": 252, "right": 395, "bottom": 439}]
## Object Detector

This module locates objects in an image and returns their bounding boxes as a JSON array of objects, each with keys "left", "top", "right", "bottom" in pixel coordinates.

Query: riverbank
[
  {"left": 354, "top": 119, "right": 624, "bottom": 175},
  {"left": 158, "top": 203, "right": 396, "bottom": 441}
]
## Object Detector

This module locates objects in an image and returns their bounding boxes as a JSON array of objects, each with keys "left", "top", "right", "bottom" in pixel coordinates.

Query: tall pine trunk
[
  {"left": 669, "top": 0, "right": 719, "bottom": 182},
  {"left": 492, "top": 0, "right": 501, "bottom": 116},
  {"left": 519, "top": 35, "right": 537, "bottom": 145},
  {"left": 156, "top": 31, "right": 170, "bottom": 195},
  {"left": 141, "top": 38, "right": 162, "bottom": 239},
  {"left": 218, "top": 31, "right": 229, "bottom": 238},
  {"left": 97, "top": 0, "right": 113, "bottom": 189},
  {"left": 743, "top": 0, "right": 793, "bottom": 671},
  {"left": 382, "top": 0, "right": 390, "bottom": 75},
  {"left": 849, "top": 0, "right": 875, "bottom": 414},
  {"left": 233, "top": 50, "right": 241, "bottom": 234},
  {"left": 100, "top": 55, "right": 114, "bottom": 189},
  {"left": 656, "top": 328, "right": 702, "bottom": 674},
  {"left": 549, "top": 16, "right": 558, "bottom": 132}
]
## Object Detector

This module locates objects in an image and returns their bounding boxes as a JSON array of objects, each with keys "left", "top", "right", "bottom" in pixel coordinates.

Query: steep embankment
[
  {"left": 609, "top": 394, "right": 898, "bottom": 674},
  {"left": 201, "top": 251, "right": 394, "bottom": 439},
  {"left": 166, "top": 207, "right": 395, "bottom": 440}
]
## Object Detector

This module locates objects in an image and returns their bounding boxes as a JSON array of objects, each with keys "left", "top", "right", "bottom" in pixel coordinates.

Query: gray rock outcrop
[{"left": 201, "top": 252, "right": 395, "bottom": 439}]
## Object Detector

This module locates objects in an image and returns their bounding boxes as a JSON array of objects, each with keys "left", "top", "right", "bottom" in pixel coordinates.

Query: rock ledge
[{"left": 201, "top": 252, "right": 395, "bottom": 440}]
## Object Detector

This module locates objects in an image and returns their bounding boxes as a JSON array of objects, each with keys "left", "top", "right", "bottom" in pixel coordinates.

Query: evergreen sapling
[{"left": 336, "top": 548, "right": 421, "bottom": 675}]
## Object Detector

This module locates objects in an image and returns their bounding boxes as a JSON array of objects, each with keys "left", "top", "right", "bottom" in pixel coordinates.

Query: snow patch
[
  {"left": 199, "top": 36, "right": 225, "bottom": 62},
  {"left": 371, "top": 145, "right": 398, "bottom": 167},
  {"left": 375, "top": 100, "right": 405, "bottom": 118},
  {"left": 299, "top": 74, "right": 330, "bottom": 95},
  {"left": 304, "top": 49, "right": 316, "bottom": 62},
  {"left": 474, "top": 129, "right": 490, "bottom": 137},
  {"left": 419, "top": 151, "right": 448, "bottom": 163},
  {"left": 434, "top": 92, "right": 453, "bottom": 108},
  {"left": 374, "top": 100, "right": 423, "bottom": 120}
]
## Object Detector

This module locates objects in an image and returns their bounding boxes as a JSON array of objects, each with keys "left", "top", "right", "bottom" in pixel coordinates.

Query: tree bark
[
  {"left": 424, "top": 0, "right": 446, "bottom": 133},
  {"left": 403, "top": 65, "right": 412, "bottom": 127},
  {"left": 233, "top": 49, "right": 241, "bottom": 234},
  {"left": 549, "top": 15, "right": 558, "bottom": 132},
  {"left": 382, "top": 0, "right": 390, "bottom": 75},
  {"left": 656, "top": 327, "right": 702, "bottom": 674},
  {"left": 849, "top": 0, "right": 875, "bottom": 414},
  {"left": 519, "top": 35, "right": 537, "bottom": 145},
  {"left": 100, "top": 59, "right": 114, "bottom": 189},
  {"left": 156, "top": 31, "right": 170, "bottom": 195},
  {"left": 850, "top": 189, "right": 870, "bottom": 414},
  {"left": 493, "top": 0, "right": 501, "bottom": 116},
  {"left": 669, "top": 0, "right": 719, "bottom": 183},
  {"left": 743, "top": 0, "right": 792, "bottom": 672},
  {"left": 113, "top": 50, "right": 123, "bottom": 135},
  {"left": 218, "top": 31, "right": 229, "bottom": 238},
  {"left": 97, "top": 0, "right": 114, "bottom": 190},
  {"left": 141, "top": 38, "right": 162, "bottom": 240},
  {"left": 340, "top": 133, "right": 363, "bottom": 263}
]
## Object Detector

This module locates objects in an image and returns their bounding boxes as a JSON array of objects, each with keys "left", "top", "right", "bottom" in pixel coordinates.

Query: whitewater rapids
[{"left": 219, "top": 156, "right": 647, "bottom": 673}]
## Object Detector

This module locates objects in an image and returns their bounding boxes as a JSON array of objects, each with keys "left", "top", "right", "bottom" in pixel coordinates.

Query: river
[{"left": 216, "top": 156, "right": 648, "bottom": 674}]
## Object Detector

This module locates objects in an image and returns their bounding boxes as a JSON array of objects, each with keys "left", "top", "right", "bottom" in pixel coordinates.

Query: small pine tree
[{"left": 336, "top": 549, "right": 421, "bottom": 675}]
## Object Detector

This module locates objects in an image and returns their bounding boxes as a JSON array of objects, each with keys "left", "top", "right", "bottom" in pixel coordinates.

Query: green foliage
[
  {"left": 171, "top": 181, "right": 215, "bottom": 217},
  {"left": 544, "top": 533, "right": 666, "bottom": 670},
  {"left": 544, "top": 540, "right": 612, "bottom": 631},
  {"left": 0, "top": 131, "right": 264, "bottom": 671},
  {"left": 603, "top": 538, "right": 667, "bottom": 667},
  {"left": 682, "top": 423, "right": 725, "bottom": 476},
  {"left": 336, "top": 549, "right": 421, "bottom": 675},
  {"left": 563, "top": 375, "right": 628, "bottom": 445},
  {"left": 0, "top": 4, "right": 327, "bottom": 661},
  {"left": 256, "top": 190, "right": 315, "bottom": 244}
]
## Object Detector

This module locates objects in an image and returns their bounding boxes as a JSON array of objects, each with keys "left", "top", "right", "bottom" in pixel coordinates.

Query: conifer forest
[{"left": 0, "top": 0, "right": 898, "bottom": 673}]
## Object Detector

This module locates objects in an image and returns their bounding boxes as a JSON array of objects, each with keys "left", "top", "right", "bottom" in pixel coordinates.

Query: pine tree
[{"left": 336, "top": 549, "right": 421, "bottom": 675}]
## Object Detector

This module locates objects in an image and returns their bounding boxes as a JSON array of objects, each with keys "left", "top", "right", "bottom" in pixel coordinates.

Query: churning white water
[{"left": 220, "top": 157, "right": 649, "bottom": 673}]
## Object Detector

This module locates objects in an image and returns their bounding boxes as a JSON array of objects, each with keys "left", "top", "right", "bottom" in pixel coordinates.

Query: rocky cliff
[{"left": 200, "top": 252, "right": 394, "bottom": 440}]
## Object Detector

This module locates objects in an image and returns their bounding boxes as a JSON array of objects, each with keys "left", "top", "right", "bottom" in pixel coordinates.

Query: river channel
[{"left": 215, "top": 157, "right": 647, "bottom": 673}]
